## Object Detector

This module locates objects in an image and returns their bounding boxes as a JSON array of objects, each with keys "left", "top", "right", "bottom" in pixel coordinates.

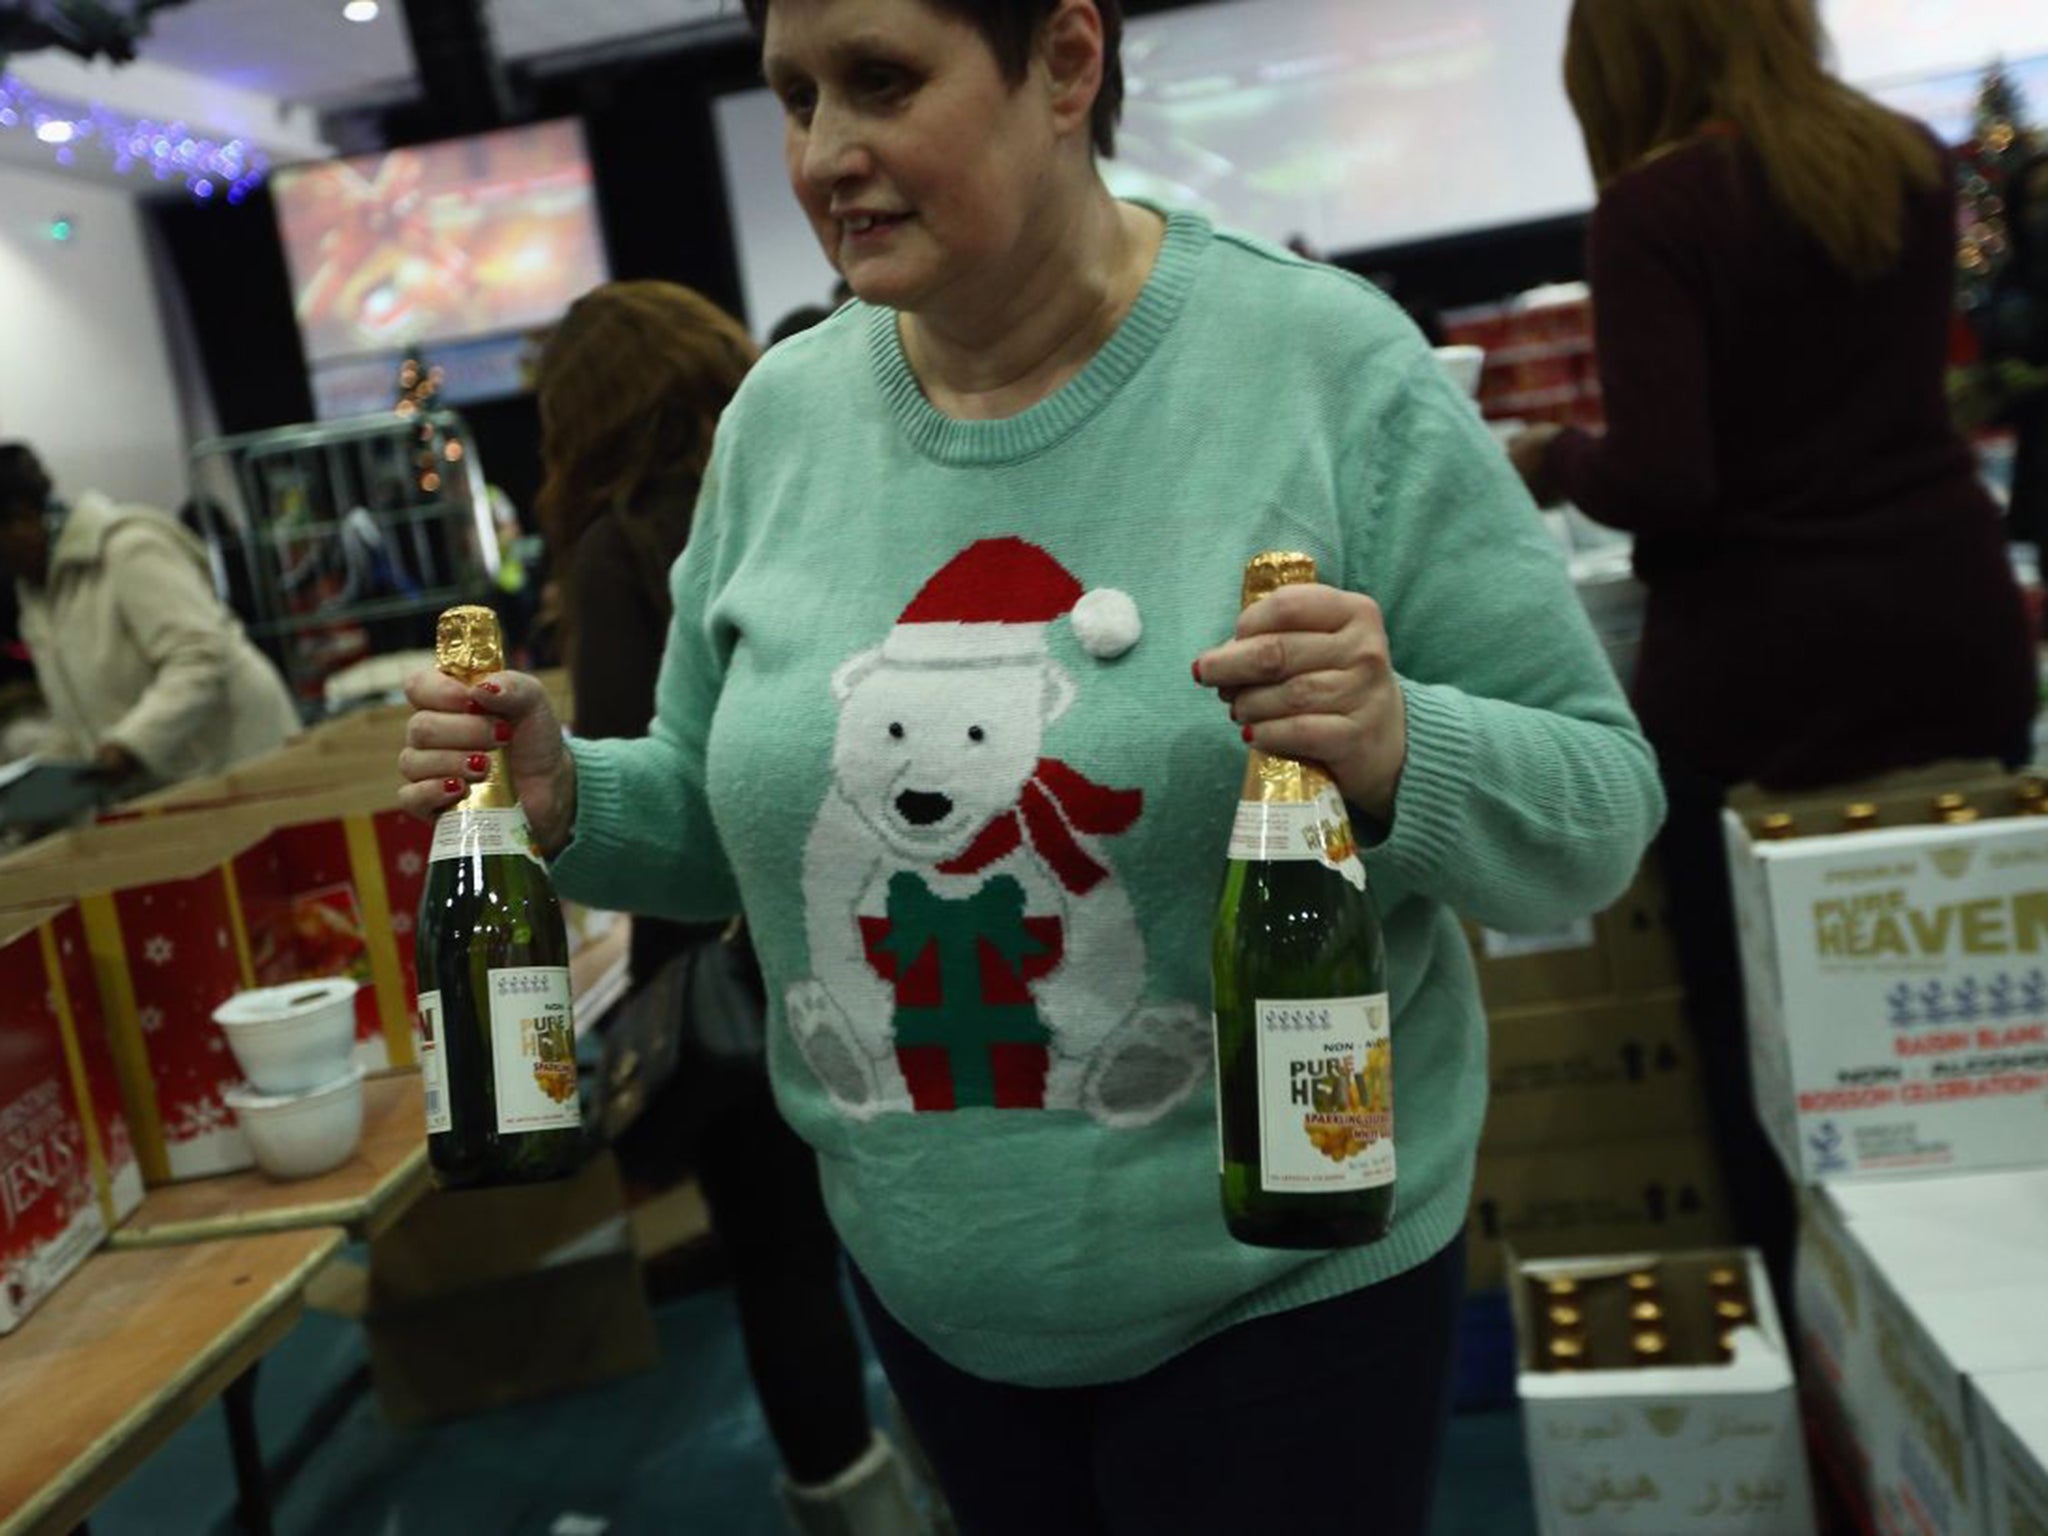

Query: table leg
[{"left": 222, "top": 1363, "right": 274, "bottom": 1536}]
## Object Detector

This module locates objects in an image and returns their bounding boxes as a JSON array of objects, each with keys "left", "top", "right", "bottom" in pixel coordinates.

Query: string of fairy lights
[{"left": 0, "top": 69, "right": 268, "bottom": 201}]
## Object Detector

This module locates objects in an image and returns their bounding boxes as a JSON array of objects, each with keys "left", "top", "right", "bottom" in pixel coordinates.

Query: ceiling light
[
  {"left": 342, "top": 0, "right": 380, "bottom": 22},
  {"left": 35, "top": 120, "right": 75, "bottom": 144}
]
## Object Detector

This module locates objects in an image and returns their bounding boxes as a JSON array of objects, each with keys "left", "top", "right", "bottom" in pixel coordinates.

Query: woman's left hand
[{"left": 1193, "top": 583, "right": 1406, "bottom": 825}]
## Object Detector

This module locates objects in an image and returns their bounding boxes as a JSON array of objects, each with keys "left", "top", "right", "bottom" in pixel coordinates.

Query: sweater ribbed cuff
[
  {"left": 1378, "top": 680, "right": 1480, "bottom": 890},
  {"left": 549, "top": 736, "right": 628, "bottom": 898}
]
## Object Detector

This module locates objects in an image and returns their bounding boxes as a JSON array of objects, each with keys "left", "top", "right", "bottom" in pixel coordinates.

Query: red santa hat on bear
[{"left": 880, "top": 537, "right": 1141, "bottom": 666}]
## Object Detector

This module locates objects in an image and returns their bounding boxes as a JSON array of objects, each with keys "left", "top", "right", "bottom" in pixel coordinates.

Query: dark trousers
[
  {"left": 851, "top": 1235, "right": 1466, "bottom": 1536},
  {"left": 1655, "top": 759, "right": 1800, "bottom": 1304}
]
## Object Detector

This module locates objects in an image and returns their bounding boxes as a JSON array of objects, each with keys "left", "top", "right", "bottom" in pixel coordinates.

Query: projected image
[{"left": 274, "top": 120, "right": 608, "bottom": 365}]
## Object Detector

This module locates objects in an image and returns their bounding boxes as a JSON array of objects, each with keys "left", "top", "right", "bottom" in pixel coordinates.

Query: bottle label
[
  {"left": 1255, "top": 994, "right": 1395, "bottom": 1194},
  {"left": 418, "top": 989, "right": 451, "bottom": 1134},
  {"left": 487, "top": 967, "right": 581, "bottom": 1133},
  {"left": 431, "top": 806, "right": 544, "bottom": 867},
  {"left": 1228, "top": 786, "right": 1367, "bottom": 892}
]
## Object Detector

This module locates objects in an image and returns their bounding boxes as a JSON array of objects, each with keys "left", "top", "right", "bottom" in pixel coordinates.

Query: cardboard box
[
  {"left": 1484, "top": 991, "right": 1704, "bottom": 1152},
  {"left": 364, "top": 1153, "right": 657, "bottom": 1424},
  {"left": 1514, "top": 1248, "right": 1817, "bottom": 1535},
  {"left": 1467, "top": 854, "right": 1681, "bottom": 1013},
  {"left": 0, "top": 905, "right": 145, "bottom": 1333},
  {"left": 1796, "top": 1173, "right": 2048, "bottom": 1536},
  {"left": 1725, "top": 799, "right": 2048, "bottom": 1184},
  {"left": 1974, "top": 1372, "right": 2048, "bottom": 1536},
  {"left": 2, "top": 827, "right": 283, "bottom": 1182},
  {"left": 1469, "top": 1131, "right": 1729, "bottom": 1291}
]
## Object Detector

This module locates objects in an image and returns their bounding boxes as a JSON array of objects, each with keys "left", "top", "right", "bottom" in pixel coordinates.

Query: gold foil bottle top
[
  {"left": 2018, "top": 777, "right": 2048, "bottom": 815},
  {"left": 1706, "top": 1264, "right": 1743, "bottom": 1291},
  {"left": 1756, "top": 813, "right": 1796, "bottom": 841},
  {"left": 1240, "top": 551, "right": 1318, "bottom": 610},
  {"left": 1625, "top": 1270, "right": 1661, "bottom": 1297},
  {"left": 1542, "top": 1277, "right": 1583, "bottom": 1301},
  {"left": 1631, "top": 1330, "right": 1669, "bottom": 1365},
  {"left": 1714, "top": 1297, "right": 1754, "bottom": 1325},
  {"left": 1939, "top": 806, "right": 1980, "bottom": 826},
  {"left": 1547, "top": 1303, "right": 1585, "bottom": 1333},
  {"left": 1842, "top": 802, "right": 1880, "bottom": 832},
  {"left": 1629, "top": 1298, "right": 1664, "bottom": 1326},
  {"left": 436, "top": 605, "right": 506, "bottom": 685},
  {"left": 1547, "top": 1335, "right": 1587, "bottom": 1372}
]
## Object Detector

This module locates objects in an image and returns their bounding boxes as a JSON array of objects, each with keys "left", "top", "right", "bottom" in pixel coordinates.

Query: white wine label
[
  {"left": 431, "top": 806, "right": 544, "bottom": 866},
  {"left": 487, "top": 967, "right": 580, "bottom": 1134},
  {"left": 1255, "top": 994, "right": 1395, "bottom": 1194},
  {"left": 417, "top": 990, "right": 451, "bottom": 1134},
  {"left": 1228, "top": 789, "right": 1367, "bottom": 892}
]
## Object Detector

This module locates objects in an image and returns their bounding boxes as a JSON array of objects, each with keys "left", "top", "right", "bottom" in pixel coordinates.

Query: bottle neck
[
  {"left": 456, "top": 748, "right": 519, "bottom": 813},
  {"left": 1240, "top": 747, "right": 1339, "bottom": 807}
]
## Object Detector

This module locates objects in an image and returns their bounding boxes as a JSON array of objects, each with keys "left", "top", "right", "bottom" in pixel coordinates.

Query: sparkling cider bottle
[
  {"left": 415, "top": 605, "right": 583, "bottom": 1188},
  {"left": 1212, "top": 552, "right": 1394, "bottom": 1248}
]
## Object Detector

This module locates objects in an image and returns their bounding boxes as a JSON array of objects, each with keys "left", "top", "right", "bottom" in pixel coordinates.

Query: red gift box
[{"left": 0, "top": 904, "right": 144, "bottom": 1332}]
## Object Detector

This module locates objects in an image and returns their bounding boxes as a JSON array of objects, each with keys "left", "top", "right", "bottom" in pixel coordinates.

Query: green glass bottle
[
  {"left": 415, "top": 605, "right": 583, "bottom": 1189},
  {"left": 1212, "top": 552, "right": 1394, "bottom": 1249}
]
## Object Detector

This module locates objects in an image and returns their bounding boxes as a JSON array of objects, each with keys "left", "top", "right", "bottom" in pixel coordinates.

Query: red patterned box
[{"left": 0, "top": 904, "right": 145, "bottom": 1331}]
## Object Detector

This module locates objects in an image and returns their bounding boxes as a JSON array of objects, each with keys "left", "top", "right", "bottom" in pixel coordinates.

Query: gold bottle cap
[
  {"left": 2018, "top": 777, "right": 2048, "bottom": 812},
  {"left": 1629, "top": 1299, "right": 1664, "bottom": 1326},
  {"left": 1547, "top": 1335, "right": 1587, "bottom": 1371},
  {"left": 436, "top": 604, "right": 506, "bottom": 685},
  {"left": 1940, "top": 806, "right": 1980, "bottom": 825},
  {"left": 1547, "top": 1303, "right": 1585, "bottom": 1332},
  {"left": 1631, "top": 1330, "right": 1669, "bottom": 1363},
  {"left": 1705, "top": 1264, "right": 1743, "bottom": 1291},
  {"left": 1842, "top": 802, "right": 1880, "bottom": 831},
  {"left": 1932, "top": 792, "right": 1968, "bottom": 813},
  {"left": 1714, "top": 1297, "right": 1753, "bottom": 1324},
  {"left": 1240, "top": 551, "right": 1318, "bottom": 609},
  {"left": 1542, "top": 1277, "right": 1583, "bottom": 1300},
  {"left": 1715, "top": 1328, "right": 1739, "bottom": 1362},
  {"left": 1757, "top": 813, "right": 1797, "bottom": 841},
  {"left": 1625, "top": 1270, "right": 1661, "bottom": 1296}
]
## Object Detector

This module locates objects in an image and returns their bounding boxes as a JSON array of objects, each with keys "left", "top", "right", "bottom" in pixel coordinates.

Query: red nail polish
[
  {"left": 1241, "top": 725, "right": 1254, "bottom": 743},
  {"left": 479, "top": 682, "right": 503, "bottom": 695},
  {"left": 467, "top": 753, "right": 488, "bottom": 774},
  {"left": 494, "top": 720, "right": 513, "bottom": 743},
  {"left": 442, "top": 778, "right": 462, "bottom": 795}
]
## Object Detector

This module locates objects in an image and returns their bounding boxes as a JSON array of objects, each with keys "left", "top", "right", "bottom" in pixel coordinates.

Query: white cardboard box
[
  {"left": 1516, "top": 1249, "right": 1817, "bottom": 1536},
  {"left": 1796, "top": 1175, "right": 2048, "bottom": 1536},
  {"left": 1724, "top": 811, "right": 2048, "bottom": 1183},
  {"left": 1973, "top": 1371, "right": 2048, "bottom": 1536}
]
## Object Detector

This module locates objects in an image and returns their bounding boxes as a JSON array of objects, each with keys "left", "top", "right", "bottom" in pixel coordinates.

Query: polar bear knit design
[{"left": 790, "top": 536, "right": 1210, "bottom": 1125}]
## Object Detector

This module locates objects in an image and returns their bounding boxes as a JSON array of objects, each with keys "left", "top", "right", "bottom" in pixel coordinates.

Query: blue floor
[{"left": 89, "top": 1279, "right": 1538, "bottom": 1535}]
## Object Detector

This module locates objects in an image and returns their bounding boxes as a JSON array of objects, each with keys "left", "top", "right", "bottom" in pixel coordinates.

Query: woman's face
[{"left": 763, "top": 0, "right": 1064, "bottom": 317}]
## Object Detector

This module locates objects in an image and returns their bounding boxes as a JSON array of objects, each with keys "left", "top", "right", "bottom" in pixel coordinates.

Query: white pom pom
[{"left": 1071, "top": 587, "right": 1141, "bottom": 660}]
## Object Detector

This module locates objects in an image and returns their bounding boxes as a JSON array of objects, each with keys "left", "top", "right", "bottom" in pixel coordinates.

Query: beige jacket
[{"left": 16, "top": 492, "right": 300, "bottom": 784}]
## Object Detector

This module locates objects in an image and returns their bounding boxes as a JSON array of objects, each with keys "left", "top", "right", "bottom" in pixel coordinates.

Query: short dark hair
[
  {"left": 0, "top": 444, "right": 51, "bottom": 522},
  {"left": 744, "top": 0, "right": 1125, "bottom": 158}
]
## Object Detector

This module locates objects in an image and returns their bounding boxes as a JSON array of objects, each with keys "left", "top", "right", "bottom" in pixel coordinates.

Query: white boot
[{"left": 778, "top": 1431, "right": 928, "bottom": 1536}]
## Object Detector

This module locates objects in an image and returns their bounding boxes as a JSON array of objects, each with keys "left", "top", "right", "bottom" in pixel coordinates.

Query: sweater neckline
[{"left": 866, "top": 203, "right": 1206, "bottom": 466}]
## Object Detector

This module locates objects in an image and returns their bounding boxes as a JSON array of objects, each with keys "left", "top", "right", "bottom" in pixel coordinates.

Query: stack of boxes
[
  {"left": 1467, "top": 857, "right": 1726, "bottom": 1290},
  {"left": 1724, "top": 763, "right": 2048, "bottom": 1536}
]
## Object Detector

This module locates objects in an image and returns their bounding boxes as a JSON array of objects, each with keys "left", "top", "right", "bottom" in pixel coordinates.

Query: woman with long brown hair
[
  {"left": 1512, "top": 0, "right": 2036, "bottom": 1291},
  {"left": 535, "top": 282, "right": 922, "bottom": 1535}
]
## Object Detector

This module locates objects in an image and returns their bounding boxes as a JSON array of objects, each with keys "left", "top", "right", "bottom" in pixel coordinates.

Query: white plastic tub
[
  {"left": 223, "top": 1065, "right": 366, "bottom": 1180},
  {"left": 212, "top": 978, "right": 359, "bottom": 1094}
]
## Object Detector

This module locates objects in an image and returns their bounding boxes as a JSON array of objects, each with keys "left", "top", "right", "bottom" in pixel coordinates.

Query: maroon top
[{"left": 1542, "top": 128, "right": 2035, "bottom": 790}]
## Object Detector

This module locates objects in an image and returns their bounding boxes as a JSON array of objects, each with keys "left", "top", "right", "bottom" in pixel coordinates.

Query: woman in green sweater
[{"left": 399, "top": 1, "right": 1663, "bottom": 1530}]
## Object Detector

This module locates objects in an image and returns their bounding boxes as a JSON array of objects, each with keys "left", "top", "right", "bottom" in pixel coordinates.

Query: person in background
[
  {"left": 1983, "top": 153, "right": 2048, "bottom": 547},
  {"left": 401, "top": 1, "right": 1663, "bottom": 1529},
  {"left": 531, "top": 280, "right": 917, "bottom": 1536},
  {"left": 1508, "top": 0, "right": 2037, "bottom": 1293},
  {"left": 0, "top": 442, "right": 300, "bottom": 788}
]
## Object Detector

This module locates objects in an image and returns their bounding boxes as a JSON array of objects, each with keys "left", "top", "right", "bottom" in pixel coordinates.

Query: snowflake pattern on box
[
  {"left": 396, "top": 850, "right": 423, "bottom": 879},
  {"left": 1888, "top": 971, "right": 2048, "bottom": 1027},
  {"left": 138, "top": 1006, "right": 165, "bottom": 1036},
  {"left": 142, "top": 935, "right": 175, "bottom": 967}
]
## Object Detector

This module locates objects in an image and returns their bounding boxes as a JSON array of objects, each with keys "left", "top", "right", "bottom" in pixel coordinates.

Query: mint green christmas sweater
[{"left": 552, "top": 207, "right": 1664, "bottom": 1388}]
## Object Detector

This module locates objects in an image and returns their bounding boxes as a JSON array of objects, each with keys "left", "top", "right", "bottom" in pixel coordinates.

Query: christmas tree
[{"left": 1959, "top": 61, "right": 2045, "bottom": 316}]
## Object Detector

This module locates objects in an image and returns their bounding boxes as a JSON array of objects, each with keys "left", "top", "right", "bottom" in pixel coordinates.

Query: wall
[{"left": 0, "top": 160, "right": 193, "bottom": 510}]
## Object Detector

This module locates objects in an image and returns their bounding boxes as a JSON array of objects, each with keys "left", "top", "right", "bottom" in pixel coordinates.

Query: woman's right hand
[{"left": 398, "top": 667, "right": 579, "bottom": 857}]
